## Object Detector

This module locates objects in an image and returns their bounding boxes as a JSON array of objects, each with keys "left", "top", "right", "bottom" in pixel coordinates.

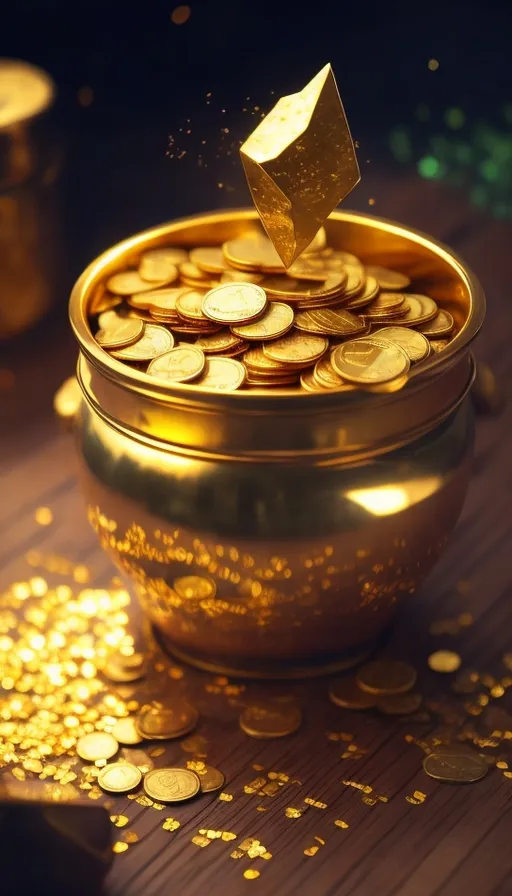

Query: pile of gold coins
[{"left": 88, "top": 229, "right": 456, "bottom": 392}]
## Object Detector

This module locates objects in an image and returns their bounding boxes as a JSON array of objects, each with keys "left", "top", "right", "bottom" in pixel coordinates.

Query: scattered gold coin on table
[
  {"left": 88, "top": 232, "right": 459, "bottom": 393},
  {"left": 357, "top": 660, "right": 417, "bottom": 695},
  {"left": 76, "top": 731, "right": 119, "bottom": 762},
  {"left": 98, "top": 761, "right": 142, "bottom": 793},
  {"left": 199, "top": 766, "right": 226, "bottom": 793},
  {"left": 111, "top": 717, "right": 143, "bottom": 746},
  {"left": 328, "top": 676, "right": 378, "bottom": 710},
  {"left": 428, "top": 650, "right": 462, "bottom": 673},
  {"left": 239, "top": 701, "right": 302, "bottom": 738},
  {"left": 136, "top": 700, "right": 199, "bottom": 740},
  {"left": 144, "top": 767, "right": 201, "bottom": 802},
  {"left": 422, "top": 750, "right": 489, "bottom": 784},
  {"left": 377, "top": 693, "right": 423, "bottom": 715},
  {"left": 103, "top": 651, "right": 147, "bottom": 683}
]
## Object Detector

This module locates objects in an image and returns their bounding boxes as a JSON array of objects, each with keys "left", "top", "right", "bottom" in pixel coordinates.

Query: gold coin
[
  {"left": 295, "top": 307, "right": 366, "bottom": 337},
  {"left": 428, "top": 650, "right": 461, "bottom": 673},
  {"left": 328, "top": 677, "right": 378, "bottom": 709},
  {"left": 244, "top": 346, "right": 294, "bottom": 373},
  {"left": 419, "top": 309, "right": 454, "bottom": 337},
  {"left": 195, "top": 330, "right": 244, "bottom": 353},
  {"left": 195, "top": 357, "right": 246, "bottom": 391},
  {"left": 344, "top": 275, "right": 380, "bottom": 309},
  {"left": 287, "top": 255, "right": 331, "bottom": 282},
  {"left": 147, "top": 346, "right": 206, "bottom": 384},
  {"left": 96, "top": 317, "right": 144, "bottom": 349},
  {"left": 139, "top": 246, "right": 188, "bottom": 268},
  {"left": 398, "top": 294, "right": 438, "bottom": 326},
  {"left": 357, "top": 660, "right": 417, "bottom": 695},
  {"left": 239, "top": 702, "right": 302, "bottom": 738},
  {"left": 175, "top": 289, "right": 209, "bottom": 321},
  {"left": 331, "top": 337, "right": 409, "bottom": 385},
  {"left": 300, "top": 369, "right": 329, "bottom": 392},
  {"left": 111, "top": 324, "right": 174, "bottom": 361},
  {"left": 264, "top": 332, "right": 328, "bottom": 365},
  {"left": 189, "top": 246, "right": 227, "bottom": 274},
  {"left": 363, "top": 291, "right": 406, "bottom": 315},
  {"left": 422, "top": 750, "right": 488, "bottom": 784},
  {"left": 174, "top": 575, "right": 217, "bottom": 600},
  {"left": 199, "top": 766, "right": 226, "bottom": 793},
  {"left": 111, "top": 717, "right": 143, "bottom": 746},
  {"left": 261, "top": 271, "right": 346, "bottom": 302},
  {"left": 98, "top": 761, "right": 142, "bottom": 793},
  {"left": 222, "top": 235, "right": 284, "bottom": 273},
  {"left": 202, "top": 283, "right": 267, "bottom": 325},
  {"left": 139, "top": 253, "right": 179, "bottom": 284},
  {"left": 314, "top": 354, "right": 354, "bottom": 390},
  {"left": 137, "top": 701, "right": 199, "bottom": 740},
  {"left": 220, "top": 270, "right": 264, "bottom": 284},
  {"left": 144, "top": 767, "right": 201, "bottom": 802},
  {"left": 374, "top": 326, "right": 431, "bottom": 362},
  {"left": 376, "top": 693, "right": 423, "bottom": 715},
  {"left": 107, "top": 270, "right": 176, "bottom": 295},
  {"left": 231, "top": 302, "right": 294, "bottom": 340},
  {"left": 76, "top": 731, "right": 119, "bottom": 762},
  {"left": 133, "top": 287, "right": 186, "bottom": 313},
  {"left": 179, "top": 260, "right": 211, "bottom": 282},
  {"left": 365, "top": 265, "right": 411, "bottom": 290},
  {"left": 103, "top": 651, "right": 147, "bottom": 683}
]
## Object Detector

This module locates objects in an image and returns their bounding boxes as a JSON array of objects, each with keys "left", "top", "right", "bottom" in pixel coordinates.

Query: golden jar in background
[
  {"left": 69, "top": 209, "right": 485, "bottom": 678},
  {"left": 0, "top": 59, "right": 63, "bottom": 339}
]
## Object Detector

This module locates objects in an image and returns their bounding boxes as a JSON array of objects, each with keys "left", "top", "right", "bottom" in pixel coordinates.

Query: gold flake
[
  {"left": 110, "top": 815, "right": 129, "bottom": 827},
  {"left": 113, "top": 842, "right": 129, "bottom": 854},
  {"left": 149, "top": 747, "right": 165, "bottom": 757},
  {"left": 243, "top": 870, "right": 260, "bottom": 880},
  {"left": 304, "top": 846, "right": 320, "bottom": 857},
  {"left": 334, "top": 820, "right": 349, "bottom": 828},
  {"left": 231, "top": 849, "right": 245, "bottom": 859},
  {"left": 285, "top": 807, "right": 303, "bottom": 818},
  {"left": 222, "top": 832, "right": 237, "bottom": 841},
  {"left": 496, "top": 761, "right": 508, "bottom": 769},
  {"left": 123, "top": 831, "right": 139, "bottom": 843},
  {"left": 192, "top": 835, "right": 211, "bottom": 848},
  {"left": 162, "top": 818, "right": 181, "bottom": 831},
  {"left": 219, "top": 792, "right": 233, "bottom": 801},
  {"left": 136, "top": 795, "right": 154, "bottom": 807}
]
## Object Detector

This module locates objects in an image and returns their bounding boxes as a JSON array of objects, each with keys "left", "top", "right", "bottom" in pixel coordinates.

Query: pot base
[{"left": 156, "top": 629, "right": 372, "bottom": 680}]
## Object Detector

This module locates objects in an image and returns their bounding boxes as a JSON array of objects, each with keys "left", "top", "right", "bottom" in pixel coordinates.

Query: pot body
[
  {"left": 77, "top": 395, "right": 473, "bottom": 677},
  {"left": 69, "top": 207, "right": 484, "bottom": 677}
]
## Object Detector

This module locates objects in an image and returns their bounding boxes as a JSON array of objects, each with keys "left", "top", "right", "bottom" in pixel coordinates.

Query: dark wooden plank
[{"left": 1, "top": 172, "right": 511, "bottom": 896}]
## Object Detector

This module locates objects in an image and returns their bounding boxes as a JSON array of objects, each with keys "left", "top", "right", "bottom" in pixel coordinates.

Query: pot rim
[{"left": 69, "top": 207, "right": 485, "bottom": 410}]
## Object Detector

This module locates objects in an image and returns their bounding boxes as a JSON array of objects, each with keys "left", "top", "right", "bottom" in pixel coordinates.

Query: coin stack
[{"left": 88, "top": 228, "right": 456, "bottom": 393}]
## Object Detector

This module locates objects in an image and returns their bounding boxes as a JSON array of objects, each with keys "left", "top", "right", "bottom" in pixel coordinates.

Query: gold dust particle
[
  {"left": 219, "top": 792, "right": 233, "bottom": 801},
  {"left": 34, "top": 506, "right": 53, "bottom": 526},
  {"left": 113, "top": 842, "right": 129, "bottom": 854},
  {"left": 123, "top": 831, "right": 139, "bottom": 844},
  {"left": 244, "top": 870, "right": 261, "bottom": 880},
  {"left": 368, "top": 198, "right": 376, "bottom": 206},
  {"left": 458, "top": 612, "right": 473, "bottom": 627},
  {"left": 428, "top": 650, "right": 461, "bottom": 673},
  {"left": 192, "top": 835, "right": 211, "bottom": 848},
  {"left": 491, "top": 685, "right": 505, "bottom": 698},
  {"left": 334, "top": 820, "right": 349, "bottom": 829},
  {"left": 171, "top": 4, "right": 191, "bottom": 24},
  {"left": 304, "top": 846, "right": 320, "bottom": 857},
  {"left": 110, "top": 815, "right": 129, "bottom": 827},
  {"left": 428, "top": 58, "right": 440, "bottom": 71},
  {"left": 285, "top": 807, "right": 303, "bottom": 818}
]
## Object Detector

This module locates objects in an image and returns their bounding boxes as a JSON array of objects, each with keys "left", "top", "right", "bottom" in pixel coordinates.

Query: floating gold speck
[
  {"left": 240, "top": 63, "right": 360, "bottom": 267},
  {"left": 428, "top": 650, "right": 462, "bottom": 674}
]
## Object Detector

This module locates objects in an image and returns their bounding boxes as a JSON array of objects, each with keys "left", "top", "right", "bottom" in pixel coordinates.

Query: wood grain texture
[{"left": 1, "top": 172, "right": 511, "bottom": 896}]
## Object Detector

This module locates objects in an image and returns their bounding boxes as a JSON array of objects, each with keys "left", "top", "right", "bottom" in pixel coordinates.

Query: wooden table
[{"left": 2, "top": 170, "right": 511, "bottom": 896}]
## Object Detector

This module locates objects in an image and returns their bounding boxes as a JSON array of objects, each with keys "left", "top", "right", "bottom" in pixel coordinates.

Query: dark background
[{"left": 2, "top": 0, "right": 512, "bottom": 280}]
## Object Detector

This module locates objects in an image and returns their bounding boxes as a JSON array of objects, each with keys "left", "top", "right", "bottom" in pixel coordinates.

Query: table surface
[{"left": 1, "top": 169, "right": 512, "bottom": 896}]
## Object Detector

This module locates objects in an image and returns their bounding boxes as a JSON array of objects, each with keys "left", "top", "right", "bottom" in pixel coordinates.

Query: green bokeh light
[
  {"left": 445, "top": 108, "right": 465, "bottom": 129},
  {"left": 418, "top": 155, "right": 440, "bottom": 178}
]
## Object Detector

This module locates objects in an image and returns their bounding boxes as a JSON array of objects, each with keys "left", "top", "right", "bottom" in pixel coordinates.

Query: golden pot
[{"left": 69, "top": 208, "right": 485, "bottom": 678}]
